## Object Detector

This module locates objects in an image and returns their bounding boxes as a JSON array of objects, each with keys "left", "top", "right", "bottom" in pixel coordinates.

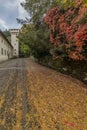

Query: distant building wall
[
  {"left": 10, "top": 29, "right": 19, "bottom": 57},
  {"left": 0, "top": 31, "right": 13, "bottom": 62}
]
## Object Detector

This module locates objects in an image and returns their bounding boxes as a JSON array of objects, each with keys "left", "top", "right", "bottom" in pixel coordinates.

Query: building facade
[
  {"left": 10, "top": 29, "right": 19, "bottom": 57},
  {"left": 0, "top": 30, "right": 13, "bottom": 62}
]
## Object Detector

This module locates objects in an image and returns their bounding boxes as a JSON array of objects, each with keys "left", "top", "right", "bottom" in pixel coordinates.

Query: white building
[
  {"left": 10, "top": 29, "right": 20, "bottom": 57},
  {"left": 0, "top": 30, "right": 13, "bottom": 62}
]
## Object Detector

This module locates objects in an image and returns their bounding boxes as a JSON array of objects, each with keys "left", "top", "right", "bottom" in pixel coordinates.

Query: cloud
[
  {"left": 5, "top": 0, "right": 29, "bottom": 19},
  {"left": 0, "top": 0, "right": 29, "bottom": 30},
  {"left": 0, "top": 18, "right": 8, "bottom": 30},
  {"left": 18, "top": 4, "right": 29, "bottom": 19}
]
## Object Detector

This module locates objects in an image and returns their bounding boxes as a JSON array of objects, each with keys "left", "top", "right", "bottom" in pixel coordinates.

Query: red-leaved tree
[{"left": 44, "top": 0, "right": 87, "bottom": 60}]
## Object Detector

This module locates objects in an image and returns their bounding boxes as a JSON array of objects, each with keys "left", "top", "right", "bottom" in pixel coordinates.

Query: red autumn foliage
[{"left": 44, "top": 0, "right": 87, "bottom": 60}]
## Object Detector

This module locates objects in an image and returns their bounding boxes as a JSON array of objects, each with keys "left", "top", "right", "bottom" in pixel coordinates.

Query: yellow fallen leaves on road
[{"left": 0, "top": 58, "right": 87, "bottom": 130}]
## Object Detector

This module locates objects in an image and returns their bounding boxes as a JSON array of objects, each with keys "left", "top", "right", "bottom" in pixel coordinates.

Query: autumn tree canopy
[{"left": 45, "top": 0, "right": 87, "bottom": 60}]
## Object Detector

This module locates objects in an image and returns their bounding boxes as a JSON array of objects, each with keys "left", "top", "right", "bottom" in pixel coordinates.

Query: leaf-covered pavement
[{"left": 0, "top": 58, "right": 87, "bottom": 130}]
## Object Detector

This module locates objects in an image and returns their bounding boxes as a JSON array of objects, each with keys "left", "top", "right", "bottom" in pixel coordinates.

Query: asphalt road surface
[{"left": 0, "top": 58, "right": 87, "bottom": 130}]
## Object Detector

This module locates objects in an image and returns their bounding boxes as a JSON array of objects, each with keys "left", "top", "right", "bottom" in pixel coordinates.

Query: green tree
[
  {"left": 3, "top": 30, "right": 11, "bottom": 42},
  {"left": 20, "top": 44, "right": 30, "bottom": 56},
  {"left": 19, "top": 24, "right": 53, "bottom": 60},
  {"left": 21, "top": 0, "right": 57, "bottom": 24},
  {"left": 18, "top": 0, "right": 56, "bottom": 60}
]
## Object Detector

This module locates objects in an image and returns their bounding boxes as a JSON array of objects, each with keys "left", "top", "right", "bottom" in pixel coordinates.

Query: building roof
[
  {"left": 0, "top": 30, "right": 13, "bottom": 48},
  {"left": 9, "top": 29, "right": 20, "bottom": 33}
]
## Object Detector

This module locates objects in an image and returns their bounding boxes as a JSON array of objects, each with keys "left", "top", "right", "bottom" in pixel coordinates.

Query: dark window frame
[{"left": 1, "top": 48, "right": 3, "bottom": 55}]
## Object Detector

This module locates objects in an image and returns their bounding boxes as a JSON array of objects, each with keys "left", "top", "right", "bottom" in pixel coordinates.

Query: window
[
  {"left": 1, "top": 48, "right": 3, "bottom": 55},
  {"left": 5, "top": 50, "right": 6, "bottom": 55}
]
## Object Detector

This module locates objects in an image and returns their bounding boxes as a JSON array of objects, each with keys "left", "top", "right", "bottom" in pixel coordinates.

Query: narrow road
[{"left": 0, "top": 58, "right": 87, "bottom": 130}]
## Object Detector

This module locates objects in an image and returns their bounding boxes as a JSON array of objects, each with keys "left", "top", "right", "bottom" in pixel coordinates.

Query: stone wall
[{"left": 0, "top": 32, "right": 13, "bottom": 62}]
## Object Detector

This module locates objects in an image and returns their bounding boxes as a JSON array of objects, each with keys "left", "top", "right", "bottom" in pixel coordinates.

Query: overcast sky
[{"left": 0, "top": 0, "right": 29, "bottom": 30}]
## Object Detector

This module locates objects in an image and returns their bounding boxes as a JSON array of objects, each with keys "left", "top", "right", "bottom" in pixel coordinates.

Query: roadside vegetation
[
  {"left": 18, "top": 0, "right": 87, "bottom": 84},
  {"left": 3, "top": 30, "right": 11, "bottom": 42}
]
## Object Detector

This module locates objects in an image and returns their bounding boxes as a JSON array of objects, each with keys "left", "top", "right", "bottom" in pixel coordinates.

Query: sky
[{"left": 0, "top": 0, "right": 29, "bottom": 30}]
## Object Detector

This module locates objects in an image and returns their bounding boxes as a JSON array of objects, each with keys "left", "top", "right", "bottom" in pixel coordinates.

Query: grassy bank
[{"left": 38, "top": 56, "right": 87, "bottom": 85}]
